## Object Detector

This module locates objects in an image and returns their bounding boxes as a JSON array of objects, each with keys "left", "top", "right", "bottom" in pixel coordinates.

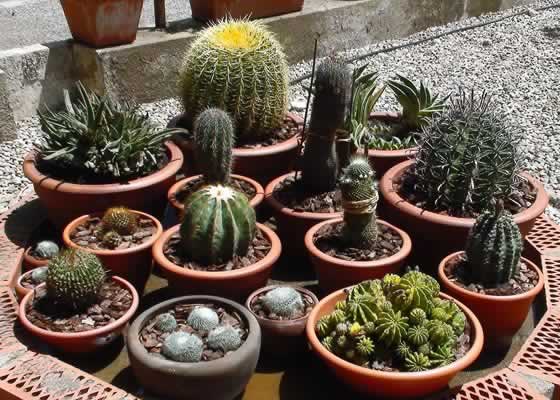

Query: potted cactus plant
[
  {"left": 189, "top": 0, "right": 304, "bottom": 21},
  {"left": 379, "top": 90, "right": 548, "bottom": 270},
  {"left": 15, "top": 266, "right": 48, "bottom": 301},
  {"left": 18, "top": 249, "right": 139, "bottom": 353},
  {"left": 306, "top": 271, "right": 483, "bottom": 398},
  {"left": 305, "top": 157, "right": 412, "bottom": 293},
  {"left": 171, "top": 19, "right": 303, "bottom": 185},
  {"left": 246, "top": 285, "right": 318, "bottom": 356},
  {"left": 23, "top": 83, "right": 184, "bottom": 228},
  {"left": 127, "top": 295, "right": 261, "bottom": 400},
  {"left": 168, "top": 109, "right": 264, "bottom": 216},
  {"left": 438, "top": 202, "right": 544, "bottom": 350},
  {"left": 63, "top": 206, "right": 163, "bottom": 293},
  {"left": 23, "top": 240, "right": 60, "bottom": 270},
  {"left": 154, "top": 184, "right": 281, "bottom": 300}
]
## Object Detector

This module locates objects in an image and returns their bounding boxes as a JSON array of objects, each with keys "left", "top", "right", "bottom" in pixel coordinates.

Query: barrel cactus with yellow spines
[
  {"left": 180, "top": 19, "right": 289, "bottom": 140},
  {"left": 101, "top": 206, "right": 138, "bottom": 235}
]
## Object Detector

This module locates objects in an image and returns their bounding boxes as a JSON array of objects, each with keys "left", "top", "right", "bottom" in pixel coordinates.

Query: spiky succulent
[
  {"left": 155, "top": 313, "right": 178, "bottom": 333},
  {"left": 407, "top": 325, "right": 429, "bottom": 346},
  {"left": 34, "top": 241, "right": 59, "bottom": 259},
  {"left": 180, "top": 19, "right": 288, "bottom": 140},
  {"left": 162, "top": 332, "right": 203, "bottom": 362},
  {"left": 187, "top": 307, "right": 220, "bottom": 332},
  {"left": 430, "top": 345, "right": 455, "bottom": 368},
  {"left": 261, "top": 287, "right": 305, "bottom": 319},
  {"left": 101, "top": 231, "right": 122, "bottom": 249},
  {"left": 405, "top": 352, "right": 431, "bottom": 372},
  {"left": 409, "top": 308, "right": 427, "bottom": 326},
  {"left": 389, "top": 271, "right": 440, "bottom": 312},
  {"left": 376, "top": 309, "right": 409, "bottom": 346},
  {"left": 101, "top": 207, "right": 138, "bottom": 235},
  {"left": 207, "top": 325, "right": 243, "bottom": 352}
]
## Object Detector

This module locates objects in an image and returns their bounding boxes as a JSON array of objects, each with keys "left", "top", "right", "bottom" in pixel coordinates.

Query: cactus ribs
[{"left": 173, "top": 176, "right": 257, "bottom": 206}]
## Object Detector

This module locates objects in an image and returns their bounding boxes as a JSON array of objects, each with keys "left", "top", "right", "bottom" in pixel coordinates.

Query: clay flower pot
[
  {"left": 304, "top": 218, "right": 412, "bottom": 293},
  {"left": 438, "top": 252, "right": 544, "bottom": 350},
  {"left": 168, "top": 174, "right": 264, "bottom": 215},
  {"left": 379, "top": 160, "right": 549, "bottom": 270},
  {"left": 189, "top": 0, "right": 304, "bottom": 21},
  {"left": 23, "top": 141, "right": 183, "bottom": 229},
  {"left": 19, "top": 276, "right": 139, "bottom": 353},
  {"left": 23, "top": 247, "right": 50, "bottom": 271},
  {"left": 152, "top": 223, "right": 281, "bottom": 300},
  {"left": 60, "top": 0, "right": 143, "bottom": 47},
  {"left": 128, "top": 295, "right": 261, "bottom": 400},
  {"left": 171, "top": 113, "right": 303, "bottom": 185},
  {"left": 15, "top": 267, "right": 48, "bottom": 301},
  {"left": 245, "top": 285, "right": 318, "bottom": 356},
  {"left": 63, "top": 210, "right": 163, "bottom": 294},
  {"left": 265, "top": 172, "right": 342, "bottom": 257},
  {"left": 306, "top": 289, "right": 484, "bottom": 399}
]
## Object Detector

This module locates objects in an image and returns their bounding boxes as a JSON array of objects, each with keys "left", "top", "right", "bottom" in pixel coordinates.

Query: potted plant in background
[
  {"left": 189, "top": 0, "right": 305, "bottom": 21},
  {"left": 23, "top": 240, "right": 60, "bottom": 270},
  {"left": 305, "top": 157, "right": 411, "bottom": 293},
  {"left": 128, "top": 295, "right": 261, "bottom": 400},
  {"left": 168, "top": 109, "right": 264, "bottom": 217},
  {"left": 15, "top": 265, "right": 48, "bottom": 301},
  {"left": 172, "top": 19, "right": 303, "bottom": 185},
  {"left": 19, "top": 249, "right": 139, "bottom": 353},
  {"left": 306, "top": 271, "right": 483, "bottom": 398},
  {"left": 23, "top": 83, "right": 184, "bottom": 228},
  {"left": 438, "top": 202, "right": 544, "bottom": 350},
  {"left": 63, "top": 206, "right": 162, "bottom": 294},
  {"left": 379, "top": 90, "right": 548, "bottom": 270}
]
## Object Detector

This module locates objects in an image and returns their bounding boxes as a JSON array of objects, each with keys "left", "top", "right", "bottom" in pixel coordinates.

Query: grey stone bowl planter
[{"left": 127, "top": 295, "right": 261, "bottom": 400}]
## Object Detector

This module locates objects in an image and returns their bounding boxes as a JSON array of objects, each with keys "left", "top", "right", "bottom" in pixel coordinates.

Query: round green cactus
[
  {"left": 396, "top": 342, "right": 412, "bottom": 360},
  {"left": 101, "top": 207, "right": 138, "bottom": 235},
  {"left": 356, "top": 337, "right": 375, "bottom": 357},
  {"left": 31, "top": 266, "right": 48, "bottom": 284},
  {"left": 180, "top": 185, "right": 256, "bottom": 265},
  {"left": 208, "top": 325, "right": 242, "bottom": 352},
  {"left": 427, "top": 320, "right": 455, "bottom": 346},
  {"left": 46, "top": 249, "right": 105, "bottom": 311},
  {"left": 375, "top": 309, "right": 409, "bottom": 346},
  {"left": 261, "top": 287, "right": 305, "bottom": 319},
  {"left": 162, "top": 332, "right": 203, "bottom": 362},
  {"left": 390, "top": 271, "right": 439, "bottom": 311},
  {"left": 316, "top": 316, "right": 332, "bottom": 338},
  {"left": 346, "top": 294, "right": 378, "bottom": 325},
  {"left": 430, "top": 345, "right": 455, "bottom": 367},
  {"left": 34, "top": 240, "right": 59, "bottom": 259},
  {"left": 409, "top": 308, "right": 427, "bottom": 326},
  {"left": 101, "top": 231, "right": 122, "bottom": 249},
  {"left": 187, "top": 307, "right": 220, "bottom": 332},
  {"left": 155, "top": 313, "right": 177, "bottom": 333},
  {"left": 405, "top": 352, "right": 431, "bottom": 372},
  {"left": 407, "top": 325, "right": 429, "bottom": 346},
  {"left": 321, "top": 336, "right": 334, "bottom": 352},
  {"left": 180, "top": 19, "right": 288, "bottom": 140}
]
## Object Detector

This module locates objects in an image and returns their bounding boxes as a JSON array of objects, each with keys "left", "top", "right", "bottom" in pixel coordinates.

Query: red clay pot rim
[
  {"left": 245, "top": 285, "right": 319, "bottom": 325},
  {"left": 153, "top": 222, "right": 281, "bottom": 280},
  {"left": 304, "top": 218, "right": 412, "bottom": 268},
  {"left": 264, "top": 172, "right": 343, "bottom": 220},
  {"left": 23, "top": 141, "right": 183, "bottom": 195},
  {"left": 438, "top": 251, "right": 545, "bottom": 302},
  {"left": 167, "top": 174, "right": 265, "bottom": 211},
  {"left": 23, "top": 247, "right": 50, "bottom": 265},
  {"left": 16, "top": 267, "right": 44, "bottom": 296},
  {"left": 365, "top": 111, "right": 418, "bottom": 158},
  {"left": 306, "top": 289, "right": 484, "bottom": 381},
  {"left": 18, "top": 275, "right": 140, "bottom": 339},
  {"left": 62, "top": 210, "right": 163, "bottom": 256},
  {"left": 380, "top": 160, "right": 549, "bottom": 228}
]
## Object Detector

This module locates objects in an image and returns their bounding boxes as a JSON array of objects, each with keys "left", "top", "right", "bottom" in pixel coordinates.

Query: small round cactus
[
  {"left": 261, "top": 287, "right": 305, "bottom": 318},
  {"left": 30, "top": 266, "right": 48, "bottom": 284},
  {"left": 155, "top": 313, "right": 177, "bottom": 333},
  {"left": 101, "top": 207, "right": 138, "bottom": 235},
  {"left": 162, "top": 332, "right": 203, "bottom": 362},
  {"left": 101, "top": 231, "right": 122, "bottom": 249},
  {"left": 207, "top": 325, "right": 242, "bottom": 352},
  {"left": 405, "top": 352, "right": 431, "bottom": 372},
  {"left": 187, "top": 307, "right": 220, "bottom": 332},
  {"left": 34, "top": 240, "right": 59, "bottom": 259}
]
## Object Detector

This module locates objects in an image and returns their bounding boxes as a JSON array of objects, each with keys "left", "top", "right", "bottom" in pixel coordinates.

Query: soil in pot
[
  {"left": 173, "top": 176, "right": 257, "bottom": 206},
  {"left": 273, "top": 175, "right": 342, "bottom": 213}
]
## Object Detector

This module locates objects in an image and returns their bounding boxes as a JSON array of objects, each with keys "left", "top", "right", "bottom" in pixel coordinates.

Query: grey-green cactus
[
  {"left": 30, "top": 266, "right": 48, "bottom": 284},
  {"left": 261, "top": 287, "right": 305, "bottom": 318},
  {"left": 207, "top": 325, "right": 242, "bottom": 352},
  {"left": 155, "top": 313, "right": 177, "bottom": 333},
  {"left": 162, "top": 332, "right": 203, "bottom": 362},
  {"left": 187, "top": 307, "right": 220, "bottom": 332},
  {"left": 34, "top": 241, "right": 59, "bottom": 259}
]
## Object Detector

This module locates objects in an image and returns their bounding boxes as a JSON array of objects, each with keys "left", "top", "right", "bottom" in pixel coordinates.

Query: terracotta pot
[
  {"left": 379, "top": 160, "right": 549, "bottom": 271},
  {"left": 19, "top": 276, "right": 139, "bottom": 353},
  {"left": 15, "top": 267, "right": 48, "bottom": 302},
  {"left": 265, "top": 172, "right": 342, "bottom": 257},
  {"left": 23, "top": 247, "right": 50, "bottom": 271},
  {"left": 128, "top": 295, "right": 261, "bottom": 400},
  {"left": 153, "top": 223, "right": 281, "bottom": 300},
  {"left": 189, "top": 0, "right": 304, "bottom": 21},
  {"left": 305, "top": 218, "right": 412, "bottom": 293},
  {"left": 60, "top": 0, "right": 143, "bottom": 47},
  {"left": 245, "top": 285, "right": 317, "bottom": 356},
  {"left": 63, "top": 210, "right": 162, "bottom": 294},
  {"left": 168, "top": 174, "right": 264, "bottom": 216},
  {"left": 170, "top": 113, "right": 303, "bottom": 186},
  {"left": 438, "top": 252, "right": 544, "bottom": 350},
  {"left": 23, "top": 141, "right": 183, "bottom": 229},
  {"left": 306, "top": 289, "right": 483, "bottom": 399}
]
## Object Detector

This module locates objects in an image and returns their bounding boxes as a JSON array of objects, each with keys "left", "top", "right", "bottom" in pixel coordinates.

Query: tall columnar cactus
[
  {"left": 101, "top": 207, "right": 138, "bottom": 235},
  {"left": 180, "top": 185, "right": 256, "bottom": 264},
  {"left": 465, "top": 201, "right": 523, "bottom": 285},
  {"left": 302, "top": 58, "right": 352, "bottom": 194},
  {"left": 339, "top": 157, "right": 379, "bottom": 249},
  {"left": 46, "top": 249, "right": 106, "bottom": 311},
  {"left": 180, "top": 19, "right": 289, "bottom": 139},
  {"left": 193, "top": 108, "right": 234, "bottom": 184}
]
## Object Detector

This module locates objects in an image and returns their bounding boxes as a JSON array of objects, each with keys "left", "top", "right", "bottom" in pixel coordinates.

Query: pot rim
[
  {"left": 23, "top": 247, "right": 50, "bottom": 266},
  {"left": 304, "top": 218, "right": 412, "bottom": 268},
  {"left": 245, "top": 285, "right": 319, "bottom": 325},
  {"left": 23, "top": 141, "right": 183, "bottom": 195},
  {"left": 167, "top": 174, "right": 265, "bottom": 211},
  {"left": 62, "top": 210, "right": 163, "bottom": 256},
  {"left": 306, "top": 290, "right": 484, "bottom": 381},
  {"left": 264, "top": 172, "right": 343, "bottom": 220},
  {"left": 18, "top": 275, "right": 139, "bottom": 340},
  {"left": 379, "top": 160, "right": 549, "bottom": 228},
  {"left": 438, "top": 251, "right": 545, "bottom": 302},
  {"left": 153, "top": 223, "right": 281, "bottom": 279},
  {"left": 127, "top": 294, "right": 261, "bottom": 372}
]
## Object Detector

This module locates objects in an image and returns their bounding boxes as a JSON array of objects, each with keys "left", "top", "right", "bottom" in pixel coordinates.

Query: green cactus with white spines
[
  {"left": 405, "top": 352, "right": 431, "bottom": 372},
  {"left": 155, "top": 313, "right": 178, "bottom": 333},
  {"left": 102, "top": 231, "right": 122, "bottom": 249},
  {"left": 46, "top": 249, "right": 105, "bottom": 311},
  {"left": 180, "top": 19, "right": 288, "bottom": 140},
  {"left": 261, "top": 287, "right": 305, "bottom": 319},
  {"left": 187, "top": 307, "right": 220, "bottom": 331},
  {"left": 465, "top": 201, "right": 523, "bottom": 286},
  {"left": 162, "top": 332, "right": 203, "bottom": 362},
  {"left": 390, "top": 271, "right": 440, "bottom": 312},
  {"left": 31, "top": 266, "right": 48, "bottom": 284},
  {"left": 193, "top": 108, "right": 234, "bottom": 185},
  {"left": 376, "top": 309, "right": 409, "bottom": 346},
  {"left": 101, "top": 207, "right": 138, "bottom": 236},
  {"left": 34, "top": 241, "right": 59, "bottom": 259},
  {"left": 180, "top": 185, "right": 256, "bottom": 265},
  {"left": 208, "top": 325, "right": 242, "bottom": 352}
]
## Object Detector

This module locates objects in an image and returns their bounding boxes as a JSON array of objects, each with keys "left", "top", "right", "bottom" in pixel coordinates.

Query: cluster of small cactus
[
  {"left": 34, "top": 240, "right": 60, "bottom": 259},
  {"left": 97, "top": 207, "right": 138, "bottom": 249},
  {"left": 316, "top": 271, "right": 467, "bottom": 372},
  {"left": 465, "top": 201, "right": 523, "bottom": 286},
  {"left": 261, "top": 287, "right": 305, "bottom": 319},
  {"left": 46, "top": 249, "right": 106, "bottom": 311},
  {"left": 180, "top": 19, "right": 288, "bottom": 140}
]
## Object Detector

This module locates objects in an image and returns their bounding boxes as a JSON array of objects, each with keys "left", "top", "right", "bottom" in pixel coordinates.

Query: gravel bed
[{"left": 1, "top": 1, "right": 559, "bottom": 225}]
